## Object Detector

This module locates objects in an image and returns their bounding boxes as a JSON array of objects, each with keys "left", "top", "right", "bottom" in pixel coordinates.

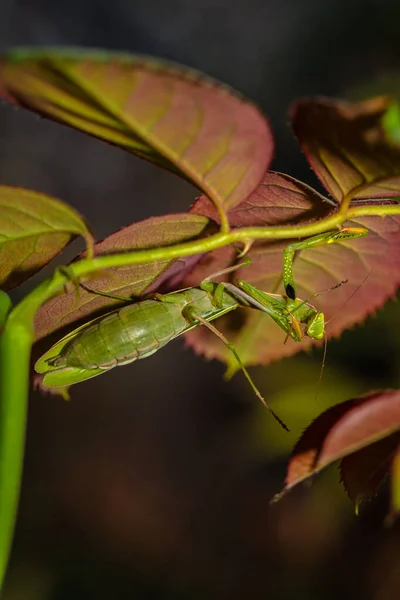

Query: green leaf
[
  {"left": 187, "top": 172, "right": 400, "bottom": 370},
  {"left": 34, "top": 213, "right": 209, "bottom": 340},
  {"left": 0, "top": 186, "right": 92, "bottom": 290},
  {"left": 0, "top": 47, "right": 273, "bottom": 212},
  {"left": 292, "top": 96, "right": 400, "bottom": 202},
  {"left": 281, "top": 390, "right": 400, "bottom": 493}
]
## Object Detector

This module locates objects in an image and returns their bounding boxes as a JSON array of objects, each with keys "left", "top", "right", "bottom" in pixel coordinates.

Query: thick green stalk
[
  {"left": 54, "top": 203, "right": 400, "bottom": 287},
  {"left": 0, "top": 284, "right": 51, "bottom": 592},
  {"left": 0, "top": 314, "right": 33, "bottom": 590},
  {"left": 8, "top": 202, "right": 400, "bottom": 332}
]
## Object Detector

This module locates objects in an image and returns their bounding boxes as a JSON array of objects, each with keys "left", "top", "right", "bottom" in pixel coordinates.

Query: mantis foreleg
[{"left": 282, "top": 227, "right": 368, "bottom": 299}]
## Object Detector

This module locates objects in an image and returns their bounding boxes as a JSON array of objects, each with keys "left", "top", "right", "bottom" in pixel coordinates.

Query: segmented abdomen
[{"left": 57, "top": 288, "right": 235, "bottom": 369}]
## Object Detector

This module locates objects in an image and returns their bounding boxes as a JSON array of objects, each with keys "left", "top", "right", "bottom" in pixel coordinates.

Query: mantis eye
[
  {"left": 306, "top": 311, "right": 325, "bottom": 340},
  {"left": 285, "top": 283, "right": 296, "bottom": 300}
]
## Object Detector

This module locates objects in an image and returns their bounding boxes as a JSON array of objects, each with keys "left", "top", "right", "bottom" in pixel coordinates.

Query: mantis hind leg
[
  {"left": 185, "top": 307, "right": 289, "bottom": 431},
  {"left": 283, "top": 227, "right": 368, "bottom": 300}
]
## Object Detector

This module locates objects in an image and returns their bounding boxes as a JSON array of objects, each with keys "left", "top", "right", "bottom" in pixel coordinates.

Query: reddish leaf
[
  {"left": 282, "top": 390, "right": 400, "bottom": 493},
  {"left": 0, "top": 186, "right": 92, "bottom": 290},
  {"left": 293, "top": 96, "right": 400, "bottom": 202},
  {"left": 340, "top": 433, "right": 400, "bottom": 509},
  {"left": 186, "top": 172, "right": 400, "bottom": 371},
  {"left": 191, "top": 170, "right": 336, "bottom": 225},
  {"left": 0, "top": 48, "right": 273, "bottom": 210},
  {"left": 34, "top": 213, "right": 209, "bottom": 340}
]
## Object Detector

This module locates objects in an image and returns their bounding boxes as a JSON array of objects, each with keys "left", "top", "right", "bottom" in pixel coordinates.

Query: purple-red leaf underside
[
  {"left": 186, "top": 172, "right": 400, "bottom": 370},
  {"left": 283, "top": 390, "right": 400, "bottom": 493},
  {"left": 293, "top": 96, "right": 400, "bottom": 202},
  {"left": 340, "top": 432, "right": 400, "bottom": 508},
  {"left": 0, "top": 47, "right": 274, "bottom": 210},
  {"left": 34, "top": 213, "right": 209, "bottom": 340}
]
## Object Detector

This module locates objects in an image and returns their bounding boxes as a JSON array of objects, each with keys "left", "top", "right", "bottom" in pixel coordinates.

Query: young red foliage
[{"left": 280, "top": 390, "right": 400, "bottom": 518}]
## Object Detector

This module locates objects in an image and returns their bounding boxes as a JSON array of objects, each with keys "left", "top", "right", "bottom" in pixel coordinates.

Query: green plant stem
[
  {"left": 16, "top": 202, "right": 400, "bottom": 322},
  {"left": 0, "top": 315, "right": 32, "bottom": 590},
  {"left": 51, "top": 203, "right": 400, "bottom": 288},
  {"left": 0, "top": 284, "right": 53, "bottom": 591}
]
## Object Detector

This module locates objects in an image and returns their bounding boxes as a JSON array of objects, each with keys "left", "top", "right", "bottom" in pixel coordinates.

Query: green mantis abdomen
[
  {"left": 48, "top": 287, "right": 238, "bottom": 370},
  {"left": 49, "top": 300, "right": 179, "bottom": 369}
]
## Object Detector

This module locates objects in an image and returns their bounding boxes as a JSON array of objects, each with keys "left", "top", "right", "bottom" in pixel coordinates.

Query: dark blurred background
[{"left": 2, "top": 1, "right": 400, "bottom": 598}]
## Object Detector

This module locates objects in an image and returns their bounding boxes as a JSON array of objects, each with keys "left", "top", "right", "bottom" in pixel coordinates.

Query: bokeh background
[{"left": 2, "top": 1, "right": 400, "bottom": 598}]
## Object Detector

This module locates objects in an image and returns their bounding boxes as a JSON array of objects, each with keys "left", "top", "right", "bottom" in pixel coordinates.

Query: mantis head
[{"left": 305, "top": 311, "right": 325, "bottom": 340}]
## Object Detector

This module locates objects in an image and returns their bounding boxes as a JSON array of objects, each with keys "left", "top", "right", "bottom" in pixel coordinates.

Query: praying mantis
[{"left": 35, "top": 227, "right": 368, "bottom": 427}]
